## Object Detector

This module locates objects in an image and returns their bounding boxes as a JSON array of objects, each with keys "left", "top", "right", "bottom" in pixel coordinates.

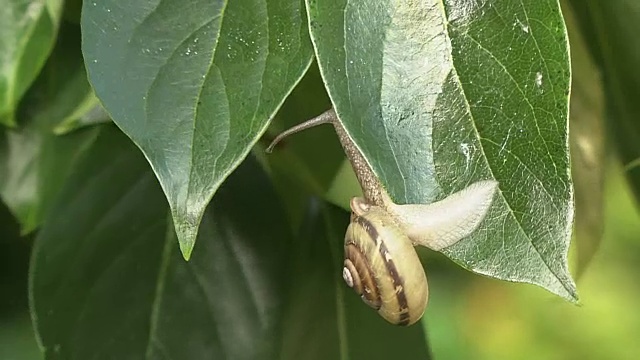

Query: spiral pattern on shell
[
  {"left": 342, "top": 206, "right": 429, "bottom": 326},
  {"left": 343, "top": 243, "right": 382, "bottom": 309}
]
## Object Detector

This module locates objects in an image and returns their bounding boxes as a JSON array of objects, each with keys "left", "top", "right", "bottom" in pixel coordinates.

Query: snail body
[{"left": 266, "top": 109, "right": 498, "bottom": 326}]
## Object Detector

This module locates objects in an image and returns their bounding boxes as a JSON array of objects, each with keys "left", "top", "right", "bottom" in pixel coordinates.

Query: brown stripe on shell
[
  {"left": 352, "top": 215, "right": 411, "bottom": 325},
  {"left": 345, "top": 244, "right": 381, "bottom": 309}
]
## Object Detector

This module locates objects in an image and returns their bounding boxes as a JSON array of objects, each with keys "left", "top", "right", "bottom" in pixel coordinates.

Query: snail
[{"left": 266, "top": 109, "right": 498, "bottom": 326}]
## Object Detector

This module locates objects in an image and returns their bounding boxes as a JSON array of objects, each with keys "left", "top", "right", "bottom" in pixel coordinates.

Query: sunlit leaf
[{"left": 307, "top": 0, "right": 577, "bottom": 300}]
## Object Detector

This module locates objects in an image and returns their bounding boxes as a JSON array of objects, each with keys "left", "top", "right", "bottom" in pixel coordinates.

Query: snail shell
[
  {"left": 340, "top": 179, "right": 498, "bottom": 326},
  {"left": 342, "top": 198, "right": 428, "bottom": 326},
  {"left": 266, "top": 109, "right": 498, "bottom": 326}
]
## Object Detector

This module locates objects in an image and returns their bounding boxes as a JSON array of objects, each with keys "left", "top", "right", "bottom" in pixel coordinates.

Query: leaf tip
[
  {"left": 171, "top": 207, "right": 206, "bottom": 262},
  {"left": 175, "top": 224, "right": 198, "bottom": 261},
  {"left": 563, "top": 286, "right": 580, "bottom": 305},
  {"left": 551, "top": 272, "right": 580, "bottom": 304},
  {"left": 179, "top": 241, "right": 194, "bottom": 261},
  {"left": 175, "top": 225, "right": 197, "bottom": 261}
]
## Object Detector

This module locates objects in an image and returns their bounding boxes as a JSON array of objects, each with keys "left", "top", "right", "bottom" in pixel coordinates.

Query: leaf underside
[{"left": 307, "top": 0, "right": 577, "bottom": 300}]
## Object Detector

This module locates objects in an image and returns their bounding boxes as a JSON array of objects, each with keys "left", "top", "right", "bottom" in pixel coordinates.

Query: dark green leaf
[
  {"left": 307, "top": 0, "right": 577, "bottom": 300},
  {"left": 82, "top": 0, "right": 314, "bottom": 259},
  {"left": 562, "top": 1, "right": 605, "bottom": 277},
  {"left": 0, "top": 0, "right": 64, "bottom": 126},
  {"left": 280, "top": 199, "right": 431, "bottom": 359},
  {"left": 0, "top": 202, "right": 41, "bottom": 360},
  {"left": 30, "top": 125, "right": 294, "bottom": 359},
  {"left": 569, "top": 1, "right": 640, "bottom": 205},
  {"left": 0, "top": 201, "right": 29, "bottom": 314},
  {"left": 62, "top": 0, "right": 83, "bottom": 24}
]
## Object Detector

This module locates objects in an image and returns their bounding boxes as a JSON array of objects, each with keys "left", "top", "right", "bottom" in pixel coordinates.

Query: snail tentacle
[
  {"left": 265, "top": 110, "right": 335, "bottom": 153},
  {"left": 266, "top": 109, "right": 386, "bottom": 206}
]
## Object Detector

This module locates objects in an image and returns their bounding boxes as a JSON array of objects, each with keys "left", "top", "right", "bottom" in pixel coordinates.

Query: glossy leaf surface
[
  {"left": 307, "top": 0, "right": 577, "bottom": 300},
  {"left": 82, "top": 0, "right": 314, "bottom": 259}
]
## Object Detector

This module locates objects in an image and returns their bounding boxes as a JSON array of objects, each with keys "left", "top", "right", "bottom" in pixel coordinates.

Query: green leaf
[
  {"left": 281, "top": 199, "right": 431, "bottom": 359},
  {"left": 562, "top": 1, "right": 605, "bottom": 277},
  {"left": 0, "top": 126, "right": 98, "bottom": 234},
  {"left": 307, "top": 0, "right": 577, "bottom": 300},
  {"left": 30, "top": 125, "right": 295, "bottom": 359},
  {"left": 569, "top": 1, "right": 640, "bottom": 204},
  {"left": 52, "top": 96, "right": 109, "bottom": 135},
  {"left": 0, "top": 0, "right": 64, "bottom": 126},
  {"left": 0, "top": 22, "right": 102, "bottom": 233},
  {"left": 82, "top": 0, "right": 314, "bottom": 259},
  {"left": 0, "top": 201, "right": 30, "bottom": 314}
]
